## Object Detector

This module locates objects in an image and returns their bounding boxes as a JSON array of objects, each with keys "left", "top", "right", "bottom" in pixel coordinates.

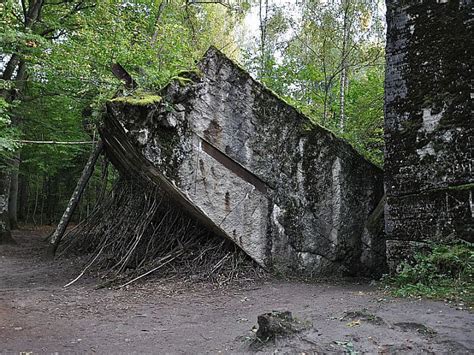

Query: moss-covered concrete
[
  {"left": 102, "top": 46, "right": 386, "bottom": 277},
  {"left": 384, "top": 0, "right": 473, "bottom": 270}
]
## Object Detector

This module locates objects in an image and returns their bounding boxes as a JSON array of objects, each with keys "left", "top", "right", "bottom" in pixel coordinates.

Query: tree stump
[{"left": 256, "top": 311, "right": 307, "bottom": 341}]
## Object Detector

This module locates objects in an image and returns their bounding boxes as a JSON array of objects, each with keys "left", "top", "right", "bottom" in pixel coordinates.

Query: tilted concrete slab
[{"left": 102, "top": 47, "right": 385, "bottom": 277}]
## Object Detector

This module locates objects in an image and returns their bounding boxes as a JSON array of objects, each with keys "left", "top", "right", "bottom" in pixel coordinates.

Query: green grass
[{"left": 383, "top": 243, "right": 474, "bottom": 306}]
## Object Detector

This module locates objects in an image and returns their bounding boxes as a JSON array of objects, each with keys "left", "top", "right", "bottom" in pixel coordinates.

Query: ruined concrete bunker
[{"left": 101, "top": 47, "right": 385, "bottom": 277}]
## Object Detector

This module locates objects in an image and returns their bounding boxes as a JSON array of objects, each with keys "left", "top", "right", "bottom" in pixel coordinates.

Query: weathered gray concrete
[
  {"left": 103, "top": 47, "right": 385, "bottom": 277},
  {"left": 384, "top": 0, "right": 473, "bottom": 269}
]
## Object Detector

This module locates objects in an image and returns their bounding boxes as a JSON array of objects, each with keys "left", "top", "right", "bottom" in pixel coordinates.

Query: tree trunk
[
  {"left": 339, "top": 67, "right": 346, "bottom": 131},
  {"left": 258, "top": 0, "right": 269, "bottom": 79},
  {"left": 7, "top": 60, "right": 27, "bottom": 230},
  {"left": 339, "top": 0, "right": 350, "bottom": 132},
  {"left": 49, "top": 141, "right": 104, "bottom": 255},
  {"left": 8, "top": 153, "right": 20, "bottom": 229},
  {"left": 18, "top": 173, "right": 28, "bottom": 222},
  {"left": 45, "top": 174, "right": 58, "bottom": 225},
  {"left": 0, "top": 171, "right": 15, "bottom": 244},
  {"left": 151, "top": 0, "right": 168, "bottom": 46},
  {"left": 1, "top": 55, "right": 20, "bottom": 82}
]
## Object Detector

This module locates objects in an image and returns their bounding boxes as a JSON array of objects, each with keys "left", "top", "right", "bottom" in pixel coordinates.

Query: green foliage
[
  {"left": 0, "top": 97, "right": 19, "bottom": 157},
  {"left": 384, "top": 243, "right": 474, "bottom": 305},
  {"left": 1, "top": 0, "right": 246, "bottom": 224},
  {"left": 342, "top": 67, "right": 385, "bottom": 165},
  {"left": 244, "top": 0, "right": 386, "bottom": 166},
  {"left": 1, "top": 0, "right": 388, "bottom": 225}
]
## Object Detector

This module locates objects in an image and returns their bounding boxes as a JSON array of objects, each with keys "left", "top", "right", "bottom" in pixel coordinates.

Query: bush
[{"left": 383, "top": 243, "right": 474, "bottom": 306}]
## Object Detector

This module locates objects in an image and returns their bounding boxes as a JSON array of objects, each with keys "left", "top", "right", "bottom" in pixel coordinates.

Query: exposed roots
[{"left": 59, "top": 179, "right": 265, "bottom": 287}]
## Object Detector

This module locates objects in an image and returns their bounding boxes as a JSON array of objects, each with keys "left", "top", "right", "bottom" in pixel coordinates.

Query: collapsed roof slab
[{"left": 102, "top": 47, "right": 385, "bottom": 277}]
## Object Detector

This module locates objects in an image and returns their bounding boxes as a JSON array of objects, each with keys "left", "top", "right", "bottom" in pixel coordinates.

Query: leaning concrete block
[{"left": 102, "top": 47, "right": 385, "bottom": 277}]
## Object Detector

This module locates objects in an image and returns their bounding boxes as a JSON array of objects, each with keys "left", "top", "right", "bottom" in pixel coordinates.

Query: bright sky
[{"left": 239, "top": 0, "right": 302, "bottom": 57}]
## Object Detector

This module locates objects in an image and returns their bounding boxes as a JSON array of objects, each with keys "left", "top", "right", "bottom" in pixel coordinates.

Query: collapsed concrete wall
[
  {"left": 384, "top": 0, "right": 473, "bottom": 270},
  {"left": 102, "top": 47, "right": 385, "bottom": 277}
]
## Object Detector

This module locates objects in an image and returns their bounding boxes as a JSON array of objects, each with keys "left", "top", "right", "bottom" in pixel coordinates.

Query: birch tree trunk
[
  {"left": 258, "top": 0, "right": 269, "bottom": 79},
  {"left": 339, "top": 0, "right": 350, "bottom": 132}
]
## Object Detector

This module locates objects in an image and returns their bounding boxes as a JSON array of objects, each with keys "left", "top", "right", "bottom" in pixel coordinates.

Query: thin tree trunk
[
  {"left": 151, "top": 0, "right": 168, "bottom": 46},
  {"left": 25, "top": 178, "right": 32, "bottom": 224},
  {"left": 322, "top": 44, "right": 329, "bottom": 124},
  {"left": 0, "top": 171, "right": 15, "bottom": 244},
  {"left": 8, "top": 153, "right": 20, "bottom": 229},
  {"left": 18, "top": 172, "right": 28, "bottom": 221},
  {"left": 32, "top": 180, "right": 39, "bottom": 226},
  {"left": 258, "top": 0, "right": 269, "bottom": 79},
  {"left": 323, "top": 87, "right": 329, "bottom": 124},
  {"left": 49, "top": 141, "right": 104, "bottom": 255},
  {"left": 8, "top": 60, "right": 27, "bottom": 230},
  {"left": 339, "top": 0, "right": 350, "bottom": 132},
  {"left": 1, "top": 55, "right": 20, "bottom": 82},
  {"left": 40, "top": 175, "right": 45, "bottom": 225},
  {"left": 339, "top": 67, "right": 346, "bottom": 131},
  {"left": 46, "top": 175, "right": 58, "bottom": 225}
]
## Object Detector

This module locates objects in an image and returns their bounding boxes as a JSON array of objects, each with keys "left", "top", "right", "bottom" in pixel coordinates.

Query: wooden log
[{"left": 49, "top": 141, "right": 104, "bottom": 255}]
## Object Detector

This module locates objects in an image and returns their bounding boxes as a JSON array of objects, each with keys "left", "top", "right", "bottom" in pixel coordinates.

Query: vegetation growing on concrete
[{"left": 110, "top": 93, "right": 162, "bottom": 106}]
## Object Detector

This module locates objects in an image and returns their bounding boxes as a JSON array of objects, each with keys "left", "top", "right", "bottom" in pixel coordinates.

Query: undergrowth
[{"left": 383, "top": 243, "right": 474, "bottom": 306}]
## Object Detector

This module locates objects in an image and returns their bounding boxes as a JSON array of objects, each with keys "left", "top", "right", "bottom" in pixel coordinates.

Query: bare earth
[{"left": 1, "top": 229, "right": 473, "bottom": 354}]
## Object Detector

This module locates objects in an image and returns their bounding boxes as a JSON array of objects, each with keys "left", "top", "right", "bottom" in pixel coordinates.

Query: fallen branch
[
  {"left": 118, "top": 250, "right": 184, "bottom": 288},
  {"left": 63, "top": 244, "right": 106, "bottom": 288}
]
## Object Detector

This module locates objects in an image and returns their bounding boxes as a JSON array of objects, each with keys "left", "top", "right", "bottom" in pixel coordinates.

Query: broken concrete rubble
[{"left": 102, "top": 47, "right": 385, "bottom": 277}]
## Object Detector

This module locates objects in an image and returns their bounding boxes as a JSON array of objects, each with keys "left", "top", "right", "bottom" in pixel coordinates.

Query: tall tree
[
  {"left": 1, "top": 0, "right": 98, "bottom": 239},
  {"left": 244, "top": 0, "right": 385, "bottom": 165},
  {"left": 1, "top": 0, "right": 244, "bottom": 234}
]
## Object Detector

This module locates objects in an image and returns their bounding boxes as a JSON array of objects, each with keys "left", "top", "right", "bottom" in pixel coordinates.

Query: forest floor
[{"left": 1, "top": 228, "right": 473, "bottom": 354}]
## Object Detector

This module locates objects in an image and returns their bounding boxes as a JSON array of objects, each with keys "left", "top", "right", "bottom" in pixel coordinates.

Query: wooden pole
[
  {"left": 13, "top": 140, "right": 96, "bottom": 145},
  {"left": 49, "top": 140, "right": 104, "bottom": 256}
]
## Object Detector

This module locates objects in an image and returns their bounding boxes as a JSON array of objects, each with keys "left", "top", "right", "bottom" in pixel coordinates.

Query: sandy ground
[{"left": 1, "top": 228, "right": 473, "bottom": 354}]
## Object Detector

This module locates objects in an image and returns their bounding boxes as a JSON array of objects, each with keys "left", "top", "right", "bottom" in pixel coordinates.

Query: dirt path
[{"left": 1, "top": 229, "right": 473, "bottom": 354}]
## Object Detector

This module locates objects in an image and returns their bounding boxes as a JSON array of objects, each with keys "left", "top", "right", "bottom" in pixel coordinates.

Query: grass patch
[{"left": 383, "top": 243, "right": 474, "bottom": 306}]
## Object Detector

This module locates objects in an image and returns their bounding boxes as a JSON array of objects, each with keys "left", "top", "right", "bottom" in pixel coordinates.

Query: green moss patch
[
  {"left": 170, "top": 76, "right": 193, "bottom": 87},
  {"left": 110, "top": 93, "right": 162, "bottom": 106}
]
